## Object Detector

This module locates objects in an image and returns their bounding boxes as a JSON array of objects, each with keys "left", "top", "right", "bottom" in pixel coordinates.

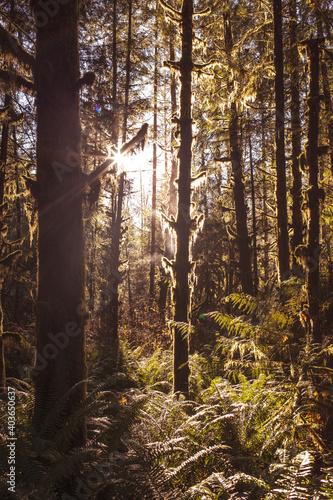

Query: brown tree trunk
[
  {"left": 223, "top": 7, "right": 253, "bottom": 295},
  {"left": 316, "top": 18, "right": 333, "bottom": 176},
  {"left": 149, "top": 7, "right": 158, "bottom": 297},
  {"left": 289, "top": 0, "right": 303, "bottom": 266},
  {"left": 108, "top": 171, "right": 125, "bottom": 349},
  {"left": 158, "top": 35, "right": 178, "bottom": 319},
  {"left": 172, "top": 0, "right": 194, "bottom": 397},
  {"left": 229, "top": 104, "right": 253, "bottom": 295},
  {"left": 32, "top": 0, "right": 87, "bottom": 446},
  {"left": 273, "top": 0, "right": 290, "bottom": 281},
  {"left": 305, "top": 40, "right": 321, "bottom": 344},
  {"left": 122, "top": 0, "right": 132, "bottom": 144},
  {"left": 249, "top": 137, "right": 258, "bottom": 295},
  {"left": 13, "top": 126, "right": 22, "bottom": 322},
  {"left": 112, "top": 0, "right": 118, "bottom": 145},
  {"left": 0, "top": 93, "right": 11, "bottom": 391}
]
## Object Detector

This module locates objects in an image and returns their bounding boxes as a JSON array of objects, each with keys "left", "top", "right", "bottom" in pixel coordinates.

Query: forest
[{"left": 0, "top": 0, "right": 333, "bottom": 498}]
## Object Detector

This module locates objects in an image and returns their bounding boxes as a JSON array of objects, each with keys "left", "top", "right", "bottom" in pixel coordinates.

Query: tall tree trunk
[
  {"left": 108, "top": 171, "right": 125, "bottom": 349},
  {"left": 122, "top": 0, "right": 132, "bottom": 143},
  {"left": 32, "top": 0, "right": 87, "bottom": 446},
  {"left": 289, "top": 0, "right": 303, "bottom": 266},
  {"left": 149, "top": 7, "right": 158, "bottom": 297},
  {"left": 0, "top": 94, "right": 10, "bottom": 207},
  {"left": 305, "top": 40, "right": 321, "bottom": 344},
  {"left": 158, "top": 35, "right": 178, "bottom": 318},
  {"left": 273, "top": 0, "right": 290, "bottom": 281},
  {"left": 223, "top": 7, "right": 253, "bottom": 295},
  {"left": 112, "top": 0, "right": 118, "bottom": 145},
  {"left": 164, "top": 0, "right": 195, "bottom": 397},
  {"left": 249, "top": 137, "right": 258, "bottom": 295},
  {"left": 316, "top": 18, "right": 333, "bottom": 176},
  {"left": 0, "top": 93, "right": 11, "bottom": 391},
  {"left": 13, "top": 126, "right": 22, "bottom": 323}
]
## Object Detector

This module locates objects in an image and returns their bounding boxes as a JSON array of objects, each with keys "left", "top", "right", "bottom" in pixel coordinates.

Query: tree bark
[
  {"left": 0, "top": 93, "right": 11, "bottom": 392},
  {"left": 122, "top": 0, "right": 132, "bottom": 144},
  {"left": 112, "top": 0, "right": 118, "bottom": 145},
  {"left": 273, "top": 0, "right": 290, "bottom": 281},
  {"left": 223, "top": 7, "right": 253, "bottom": 295},
  {"left": 149, "top": 6, "right": 158, "bottom": 297},
  {"left": 249, "top": 137, "right": 258, "bottom": 295},
  {"left": 172, "top": 0, "right": 194, "bottom": 397},
  {"left": 108, "top": 171, "right": 125, "bottom": 349},
  {"left": 158, "top": 35, "right": 178, "bottom": 318},
  {"left": 289, "top": 0, "right": 303, "bottom": 265},
  {"left": 32, "top": 0, "right": 87, "bottom": 446},
  {"left": 305, "top": 40, "right": 321, "bottom": 344}
]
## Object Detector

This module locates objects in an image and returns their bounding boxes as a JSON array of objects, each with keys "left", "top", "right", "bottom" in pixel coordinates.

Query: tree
[
  {"left": 303, "top": 39, "right": 321, "bottom": 344},
  {"left": 31, "top": 0, "right": 88, "bottom": 445},
  {"left": 273, "top": 0, "right": 290, "bottom": 281},
  {"left": 223, "top": 3, "right": 253, "bottom": 295},
  {"left": 161, "top": 0, "right": 207, "bottom": 396},
  {"left": 149, "top": 1, "right": 158, "bottom": 298},
  {"left": 289, "top": 0, "right": 303, "bottom": 268},
  {"left": 158, "top": 30, "right": 178, "bottom": 319}
]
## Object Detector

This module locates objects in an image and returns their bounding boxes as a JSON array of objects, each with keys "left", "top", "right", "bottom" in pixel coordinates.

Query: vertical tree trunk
[
  {"left": 289, "top": 0, "right": 303, "bottom": 265},
  {"left": 172, "top": 0, "right": 194, "bottom": 397},
  {"left": 273, "top": 0, "right": 290, "bottom": 281},
  {"left": 158, "top": 35, "right": 178, "bottom": 318},
  {"left": 32, "top": 0, "right": 87, "bottom": 446},
  {"left": 316, "top": 18, "right": 333, "bottom": 176},
  {"left": 223, "top": 7, "right": 253, "bottom": 295},
  {"left": 122, "top": 0, "right": 132, "bottom": 143},
  {"left": 0, "top": 93, "right": 11, "bottom": 391},
  {"left": 249, "top": 137, "right": 258, "bottom": 295},
  {"left": 149, "top": 6, "right": 158, "bottom": 297},
  {"left": 305, "top": 40, "right": 321, "bottom": 344},
  {"left": 108, "top": 171, "right": 125, "bottom": 349},
  {"left": 229, "top": 104, "right": 253, "bottom": 295},
  {"left": 0, "top": 94, "right": 10, "bottom": 208},
  {"left": 13, "top": 126, "right": 22, "bottom": 323},
  {"left": 112, "top": 0, "right": 118, "bottom": 145}
]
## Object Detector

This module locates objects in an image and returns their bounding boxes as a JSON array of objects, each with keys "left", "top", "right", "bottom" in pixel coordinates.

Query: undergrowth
[{"left": 0, "top": 287, "right": 332, "bottom": 499}]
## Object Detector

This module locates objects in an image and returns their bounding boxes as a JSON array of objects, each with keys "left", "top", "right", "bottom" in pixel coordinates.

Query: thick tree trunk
[
  {"left": 172, "top": 0, "right": 194, "bottom": 397},
  {"left": 305, "top": 40, "right": 321, "bottom": 344},
  {"left": 32, "top": 1, "right": 87, "bottom": 446},
  {"left": 273, "top": 0, "right": 290, "bottom": 281},
  {"left": 289, "top": 0, "right": 303, "bottom": 265}
]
